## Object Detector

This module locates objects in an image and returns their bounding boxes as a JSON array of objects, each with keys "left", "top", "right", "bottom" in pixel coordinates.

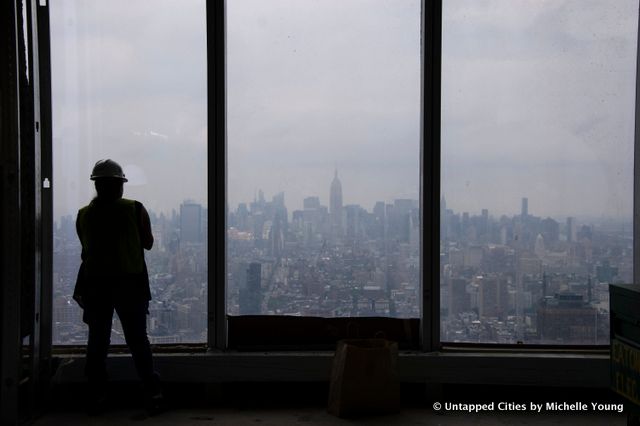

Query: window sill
[{"left": 52, "top": 350, "right": 610, "bottom": 388}]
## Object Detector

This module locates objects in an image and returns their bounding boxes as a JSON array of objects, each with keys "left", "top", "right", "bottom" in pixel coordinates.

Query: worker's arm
[
  {"left": 76, "top": 212, "right": 87, "bottom": 261},
  {"left": 74, "top": 211, "right": 86, "bottom": 308},
  {"left": 139, "top": 203, "right": 154, "bottom": 250}
]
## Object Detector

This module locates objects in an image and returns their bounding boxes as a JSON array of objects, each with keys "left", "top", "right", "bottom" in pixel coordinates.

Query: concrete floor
[
  {"left": 35, "top": 381, "right": 634, "bottom": 425},
  {"left": 34, "top": 407, "right": 628, "bottom": 425}
]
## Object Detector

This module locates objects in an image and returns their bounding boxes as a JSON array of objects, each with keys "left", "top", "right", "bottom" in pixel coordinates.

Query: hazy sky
[
  {"left": 442, "top": 0, "right": 638, "bottom": 219},
  {"left": 51, "top": 0, "right": 638, "bottom": 221}
]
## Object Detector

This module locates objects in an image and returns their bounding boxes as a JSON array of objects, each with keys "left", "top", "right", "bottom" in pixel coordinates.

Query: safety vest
[{"left": 77, "top": 198, "right": 144, "bottom": 277}]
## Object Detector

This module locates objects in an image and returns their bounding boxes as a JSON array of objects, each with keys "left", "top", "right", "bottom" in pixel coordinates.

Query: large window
[
  {"left": 46, "top": 0, "right": 639, "bottom": 349},
  {"left": 51, "top": 0, "right": 207, "bottom": 344},
  {"left": 226, "top": 0, "right": 422, "bottom": 317},
  {"left": 440, "top": 0, "right": 638, "bottom": 344}
]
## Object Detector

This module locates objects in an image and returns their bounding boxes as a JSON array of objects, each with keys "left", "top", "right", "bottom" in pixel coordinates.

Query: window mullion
[
  {"left": 207, "top": 0, "right": 227, "bottom": 351},
  {"left": 421, "top": 0, "right": 443, "bottom": 352}
]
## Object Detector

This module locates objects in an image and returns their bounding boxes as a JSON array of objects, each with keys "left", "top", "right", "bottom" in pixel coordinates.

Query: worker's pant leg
[
  {"left": 115, "top": 299, "right": 160, "bottom": 394},
  {"left": 84, "top": 299, "right": 114, "bottom": 392}
]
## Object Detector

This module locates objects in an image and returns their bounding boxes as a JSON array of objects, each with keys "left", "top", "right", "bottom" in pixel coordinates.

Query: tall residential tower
[{"left": 330, "top": 169, "right": 343, "bottom": 238}]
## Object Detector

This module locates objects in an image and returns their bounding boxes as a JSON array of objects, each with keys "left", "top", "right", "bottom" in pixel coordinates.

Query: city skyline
[
  {"left": 53, "top": 181, "right": 635, "bottom": 226},
  {"left": 52, "top": 169, "right": 631, "bottom": 345}
]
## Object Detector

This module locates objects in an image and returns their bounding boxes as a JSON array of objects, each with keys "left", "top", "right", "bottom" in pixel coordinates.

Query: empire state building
[{"left": 330, "top": 169, "right": 343, "bottom": 237}]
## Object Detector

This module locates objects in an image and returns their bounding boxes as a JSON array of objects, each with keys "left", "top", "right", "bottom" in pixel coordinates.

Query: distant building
[
  {"left": 577, "top": 224, "right": 593, "bottom": 242},
  {"left": 537, "top": 293, "right": 596, "bottom": 343},
  {"left": 566, "top": 217, "right": 576, "bottom": 243},
  {"left": 344, "top": 204, "right": 363, "bottom": 240},
  {"left": 478, "top": 276, "right": 507, "bottom": 319},
  {"left": 330, "top": 169, "right": 343, "bottom": 238},
  {"left": 180, "top": 202, "right": 203, "bottom": 243},
  {"left": 541, "top": 217, "right": 559, "bottom": 243},
  {"left": 596, "top": 260, "right": 618, "bottom": 283},
  {"left": 269, "top": 212, "right": 285, "bottom": 258},
  {"left": 393, "top": 199, "right": 414, "bottom": 242},
  {"left": 303, "top": 196, "right": 321, "bottom": 210},
  {"left": 448, "top": 278, "right": 470, "bottom": 318},
  {"left": 534, "top": 234, "right": 546, "bottom": 258},
  {"left": 239, "top": 262, "right": 262, "bottom": 315}
]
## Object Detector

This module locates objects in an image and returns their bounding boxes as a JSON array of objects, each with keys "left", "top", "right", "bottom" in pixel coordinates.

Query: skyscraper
[
  {"left": 478, "top": 276, "right": 507, "bottom": 319},
  {"left": 537, "top": 294, "right": 597, "bottom": 343},
  {"left": 303, "top": 196, "right": 320, "bottom": 210},
  {"left": 521, "top": 197, "right": 528, "bottom": 218},
  {"left": 239, "top": 262, "right": 262, "bottom": 314},
  {"left": 269, "top": 211, "right": 285, "bottom": 258},
  {"left": 180, "top": 201, "right": 203, "bottom": 243},
  {"left": 330, "top": 169, "right": 343, "bottom": 237}
]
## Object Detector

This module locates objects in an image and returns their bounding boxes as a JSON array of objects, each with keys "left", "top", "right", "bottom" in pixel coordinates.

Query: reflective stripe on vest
[{"left": 77, "top": 198, "right": 144, "bottom": 276}]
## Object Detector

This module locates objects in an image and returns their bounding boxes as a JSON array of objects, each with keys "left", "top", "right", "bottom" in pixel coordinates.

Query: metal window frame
[
  {"left": 211, "top": 0, "right": 440, "bottom": 352},
  {"left": 1, "top": 2, "right": 25, "bottom": 423},
  {"left": 24, "top": 0, "right": 44, "bottom": 414},
  {"left": 37, "top": 0, "right": 53, "bottom": 388},
  {"left": 208, "top": 0, "right": 228, "bottom": 351},
  {"left": 421, "top": 0, "right": 442, "bottom": 352},
  {"left": 1, "top": 0, "right": 52, "bottom": 423}
]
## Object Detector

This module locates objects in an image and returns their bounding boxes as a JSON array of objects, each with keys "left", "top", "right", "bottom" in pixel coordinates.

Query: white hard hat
[{"left": 90, "top": 159, "right": 128, "bottom": 182}]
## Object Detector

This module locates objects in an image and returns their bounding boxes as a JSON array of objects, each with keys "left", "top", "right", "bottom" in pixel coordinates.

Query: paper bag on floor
[{"left": 327, "top": 338, "right": 400, "bottom": 417}]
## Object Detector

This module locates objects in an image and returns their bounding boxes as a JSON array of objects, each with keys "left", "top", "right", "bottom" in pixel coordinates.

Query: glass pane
[
  {"left": 227, "top": 0, "right": 421, "bottom": 317},
  {"left": 441, "top": 0, "right": 637, "bottom": 344},
  {"left": 51, "top": 0, "right": 207, "bottom": 344}
]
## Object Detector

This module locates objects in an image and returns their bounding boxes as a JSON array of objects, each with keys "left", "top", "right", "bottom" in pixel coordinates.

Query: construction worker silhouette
[{"left": 74, "top": 159, "right": 162, "bottom": 414}]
